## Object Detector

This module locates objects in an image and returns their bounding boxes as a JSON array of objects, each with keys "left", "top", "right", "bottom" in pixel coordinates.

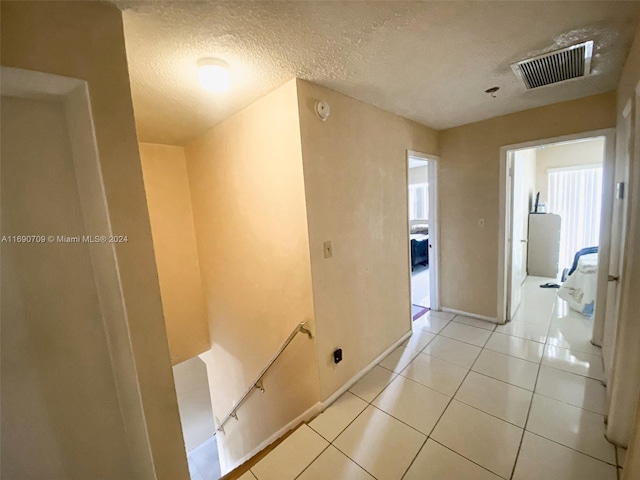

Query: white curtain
[
  {"left": 548, "top": 166, "right": 603, "bottom": 271},
  {"left": 409, "top": 183, "right": 429, "bottom": 220}
]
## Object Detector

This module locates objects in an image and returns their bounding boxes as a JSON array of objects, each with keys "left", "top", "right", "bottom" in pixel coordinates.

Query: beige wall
[
  {"left": 438, "top": 92, "right": 616, "bottom": 317},
  {"left": 185, "top": 79, "right": 320, "bottom": 471},
  {"left": 535, "top": 138, "right": 605, "bottom": 204},
  {"left": 296, "top": 79, "right": 439, "bottom": 400},
  {"left": 0, "top": 2, "right": 187, "bottom": 479},
  {"left": 140, "top": 143, "right": 209, "bottom": 365},
  {"left": 173, "top": 357, "right": 216, "bottom": 452}
]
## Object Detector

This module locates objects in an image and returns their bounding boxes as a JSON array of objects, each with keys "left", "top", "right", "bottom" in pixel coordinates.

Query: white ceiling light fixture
[{"left": 198, "top": 58, "right": 231, "bottom": 92}]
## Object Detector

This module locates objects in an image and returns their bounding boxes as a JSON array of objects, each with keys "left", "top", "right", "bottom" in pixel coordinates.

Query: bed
[
  {"left": 558, "top": 251, "right": 598, "bottom": 317},
  {"left": 410, "top": 223, "right": 429, "bottom": 270}
]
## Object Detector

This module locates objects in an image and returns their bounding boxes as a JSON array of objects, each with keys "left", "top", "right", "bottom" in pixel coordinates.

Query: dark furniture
[{"left": 411, "top": 234, "right": 429, "bottom": 270}]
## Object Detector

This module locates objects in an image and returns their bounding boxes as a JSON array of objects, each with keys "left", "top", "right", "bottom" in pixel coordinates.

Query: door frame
[
  {"left": 602, "top": 99, "right": 633, "bottom": 389},
  {"left": 497, "top": 128, "right": 616, "bottom": 325},
  {"left": 505, "top": 149, "right": 531, "bottom": 321},
  {"left": 1, "top": 66, "right": 158, "bottom": 478},
  {"left": 406, "top": 150, "right": 440, "bottom": 314},
  {"left": 606, "top": 83, "right": 638, "bottom": 446}
]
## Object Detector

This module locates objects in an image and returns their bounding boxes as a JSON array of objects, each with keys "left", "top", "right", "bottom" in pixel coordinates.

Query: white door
[
  {"left": 1, "top": 66, "right": 156, "bottom": 479},
  {"left": 507, "top": 151, "right": 531, "bottom": 319},
  {"left": 602, "top": 101, "right": 632, "bottom": 388},
  {"left": 427, "top": 159, "right": 439, "bottom": 309}
]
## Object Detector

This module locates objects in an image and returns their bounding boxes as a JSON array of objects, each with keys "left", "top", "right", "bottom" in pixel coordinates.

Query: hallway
[{"left": 240, "top": 277, "right": 625, "bottom": 480}]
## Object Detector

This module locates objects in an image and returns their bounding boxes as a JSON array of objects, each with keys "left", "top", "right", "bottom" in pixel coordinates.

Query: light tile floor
[
  {"left": 411, "top": 264, "right": 429, "bottom": 307},
  {"left": 248, "top": 276, "right": 626, "bottom": 480}
]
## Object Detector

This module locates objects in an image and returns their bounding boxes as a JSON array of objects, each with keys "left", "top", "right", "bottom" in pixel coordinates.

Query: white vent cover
[{"left": 511, "top": 41, "right": 594, "bottom": 90}]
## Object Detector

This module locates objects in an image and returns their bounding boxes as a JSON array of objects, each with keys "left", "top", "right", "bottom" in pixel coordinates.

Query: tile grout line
[
  {"left": 506, "top": 288, "right": 607, "bottom": 479},
  {"left": 256, "top": 295, "right": 601, "bottom": 480},
  {"left": 302, "top": 327, "right": 451, "bottom": 480},
  {"left": 310, "top": 301, "right": 609, "bottom": 480},
  {"left": 429, "top": 437, "right": 511, "bottom": 480},
  {"left": 336, "top": 319, "right": 457, "bottom": 480},
  {"left": 401, "top": 325, "right": 499, "bottom": 479},
  {"left": 295, "top": 298, "right": 609, "bottom": 480},
  {"left": 507, "top": 290, "right": 556, "bottom": 480}
]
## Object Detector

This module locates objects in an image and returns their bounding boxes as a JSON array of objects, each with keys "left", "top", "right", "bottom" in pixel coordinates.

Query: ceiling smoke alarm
[{"left": 315, "top": 100, "right": 331, "bottom": 121}]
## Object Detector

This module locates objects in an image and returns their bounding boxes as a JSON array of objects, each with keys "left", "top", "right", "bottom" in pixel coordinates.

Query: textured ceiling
[{"left": 117, "top": 1, "right": 640, "bottom": 145}]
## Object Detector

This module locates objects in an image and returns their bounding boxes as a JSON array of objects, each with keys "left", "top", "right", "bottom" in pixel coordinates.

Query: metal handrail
[{"left": 216, "top": 321, "right": 313, "bottom": 433}]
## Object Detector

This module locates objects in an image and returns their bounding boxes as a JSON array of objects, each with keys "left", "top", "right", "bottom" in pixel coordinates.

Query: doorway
[
  {"left": 407, "top": 151, "right": 439, "bottom": 322},
  {"left": 501, "top": 135, "right": 610, "bottom": 324},
  {"left": 173, "top": 356, "right": 220, "bottom": 480}
]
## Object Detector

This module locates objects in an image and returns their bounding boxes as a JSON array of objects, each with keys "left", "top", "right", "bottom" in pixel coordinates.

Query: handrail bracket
[
  {"left": 216, "top": 320, "right": 314, "bottom": 433},
  {"left": 299, "top": 323, "right": 313, "bottom": 339}
]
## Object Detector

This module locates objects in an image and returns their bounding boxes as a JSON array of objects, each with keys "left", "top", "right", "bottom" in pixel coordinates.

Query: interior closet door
[
  {"left": 603, "top": 102, "right": 632, "bottom": 389},
  {"left": 508, "top": 153, "right": 528, "bottom": 319}
]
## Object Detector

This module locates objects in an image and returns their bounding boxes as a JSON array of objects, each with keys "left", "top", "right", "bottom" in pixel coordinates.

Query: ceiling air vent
[{"left": 511, "top": 40, "right": 594, "bottom": 90}]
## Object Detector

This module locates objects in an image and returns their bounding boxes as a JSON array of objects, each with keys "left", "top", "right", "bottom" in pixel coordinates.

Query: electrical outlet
[
  {"left": 323, "top": 240, "right": 333, "bottom": 258},
  {"left": 478, "top": 218, "right": 485, "bottom": 228},
  {"left": 333, "top": 348, "right": 342, "bottom": 364}
]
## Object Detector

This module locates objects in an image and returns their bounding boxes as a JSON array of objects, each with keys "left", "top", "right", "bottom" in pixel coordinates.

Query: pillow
[{"left": 410, "top": 224, "right": 429, "bottom": 234}]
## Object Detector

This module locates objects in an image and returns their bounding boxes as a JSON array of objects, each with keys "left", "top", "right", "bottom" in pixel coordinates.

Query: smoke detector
[{"left": 511, "top": 40, "right": 594, "bottom": 90}]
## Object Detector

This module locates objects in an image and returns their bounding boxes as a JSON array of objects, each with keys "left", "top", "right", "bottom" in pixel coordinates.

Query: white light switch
[
  {"left": 323, "top": 241, "right": 333, "bottom": 258},
  {"left": 478, "top": 218, "right": 485, "bottom": 228}
]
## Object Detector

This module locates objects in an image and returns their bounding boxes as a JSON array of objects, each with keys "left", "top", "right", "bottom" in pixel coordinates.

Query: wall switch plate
[
  {"left": 478, "top": 218, "right": 485, "bottom": 228},
  {"left": 323, "top": 240, "right": 333, "bottom": 258},
  {"left": 333, "top": 348, "right": 342, "bottom": 364}
]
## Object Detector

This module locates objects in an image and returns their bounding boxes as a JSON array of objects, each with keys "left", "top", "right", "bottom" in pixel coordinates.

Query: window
[
  {"left": 548, "top": 165, "right": 603, "bottom": 270},
  {"left": 409, "top": 183, "right": 429, "bottom": 220}
]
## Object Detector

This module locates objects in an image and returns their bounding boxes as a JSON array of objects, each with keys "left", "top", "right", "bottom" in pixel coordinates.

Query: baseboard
[
  {"left": 441, "top": 307, "right": 498, "bottom": 324},
  {"left": 220, "top": 330, "right": 412, "bottom": 474},
  {"left": 320, "top": 330, "right": 412, "bottom": 410},
  {"left": 221, "top": 401, "right": 322, "bottom": 474}
]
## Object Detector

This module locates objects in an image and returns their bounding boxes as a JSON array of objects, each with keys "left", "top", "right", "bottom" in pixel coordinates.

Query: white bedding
[{"left": 557, "top": 253, "right": 598, "bottom": 316}]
